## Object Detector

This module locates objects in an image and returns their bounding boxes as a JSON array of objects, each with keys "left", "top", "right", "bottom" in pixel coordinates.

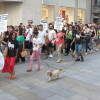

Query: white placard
[
  {"left": 0, "top": 14, "right": 8, "bottom": 33},
  {"left": 54, "top": 17, "right": 63, "bottom": 30},
  {"left": 41, "top": 20, "right": 48, "bottom": 31}
]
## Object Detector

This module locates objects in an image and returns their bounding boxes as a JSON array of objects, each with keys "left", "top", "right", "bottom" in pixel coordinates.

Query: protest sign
[
  {"left": 41, "top": 20, "right": 48, "bottom": 31},
  {"left": 0, "top": 14, "right": 8, "bottom": 33},
  {"left": 54, "top": 17, "right": 63, "bottom": 30}
]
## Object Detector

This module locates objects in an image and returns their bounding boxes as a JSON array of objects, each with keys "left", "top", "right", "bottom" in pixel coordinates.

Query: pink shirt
[{"left": 56, "top": 32, "right": 64, "bottom": 45}]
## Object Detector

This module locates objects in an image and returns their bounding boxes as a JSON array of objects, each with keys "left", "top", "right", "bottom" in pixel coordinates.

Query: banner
[
  {"left": 0, "top": 14, "right": 8, "bottom": 33},
  {"left": 41, "top": 20, "right": 48, "bottom": 31},
  {"left": 54, "top": 17, "right": 63, "bottom": 30}
]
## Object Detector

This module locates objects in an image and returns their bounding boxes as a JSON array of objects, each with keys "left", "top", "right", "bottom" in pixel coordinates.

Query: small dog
[{"left": 47, "top": 67, "right": 62, "bottom": 82}]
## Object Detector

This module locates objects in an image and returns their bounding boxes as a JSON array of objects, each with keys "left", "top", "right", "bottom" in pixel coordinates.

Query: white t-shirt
[
  {"left": 84, "top": 28, "right": 91, "bottom": 34},
  {"left": 26, "top": 28, "right": 33, "bottom": 41},
  {"left": 38, "top": 30, "right": 47, "bottom": 44},
  {"left": 48, "top": 30, "right": 56, "bottom": 41},
  {"left": 32, "top": 37, "right": 42, "bottom": 51}
]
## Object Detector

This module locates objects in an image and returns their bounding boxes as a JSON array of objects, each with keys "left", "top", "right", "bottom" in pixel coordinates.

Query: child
[{"left": 27, "top": 31, "right": 43, "bottom": 72}]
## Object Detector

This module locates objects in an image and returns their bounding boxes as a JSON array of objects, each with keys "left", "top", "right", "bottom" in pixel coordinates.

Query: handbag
[
  {"left": 62, "top": 44, "right": 65, "bottom": 49},
  {"left": 3, "top": 47, "right": 8, "bottom": 57},
  {"left": 21, "top": 50, "right": 28, "bottom": 57}
]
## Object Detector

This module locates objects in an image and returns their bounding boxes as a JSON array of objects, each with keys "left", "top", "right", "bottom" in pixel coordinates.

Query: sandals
[
  {"left": 8, "top": 76, "right": 15, "bottom": 80},
  {"left": 36, "top": 68, "right": 40, "bottom": 72},
  {"left": 27, "top": 69, "right": 32, "bottom": 72}
]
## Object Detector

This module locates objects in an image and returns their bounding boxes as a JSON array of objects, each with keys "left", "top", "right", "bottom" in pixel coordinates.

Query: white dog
[{"left": 47, "top": 67, "right": 62, "bottom": 82}]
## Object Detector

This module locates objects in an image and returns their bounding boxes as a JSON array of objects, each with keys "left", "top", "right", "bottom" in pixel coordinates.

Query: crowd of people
[{"left": 0, "top": 22, "right": 100, "bottom": 80}]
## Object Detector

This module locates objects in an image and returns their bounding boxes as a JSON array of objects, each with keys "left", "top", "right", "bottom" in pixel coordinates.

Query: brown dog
[{"left": 47, "top": 67, "right": 62, "bottom": 82}]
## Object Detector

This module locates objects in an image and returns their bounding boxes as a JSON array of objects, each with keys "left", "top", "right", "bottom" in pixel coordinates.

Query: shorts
[
  {"left": 75, "top": 44, "right": 83, "bottom": 54},
  {"left": 42, "top": 44, "right": 48, "bottom": 51},
  {"left": 48, "top": 42, "right": 54, "bottom": 48}
]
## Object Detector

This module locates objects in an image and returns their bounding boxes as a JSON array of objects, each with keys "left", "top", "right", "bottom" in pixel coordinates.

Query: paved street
[{"left": 0, "top": 51, "right": 100, "bottom": 100}]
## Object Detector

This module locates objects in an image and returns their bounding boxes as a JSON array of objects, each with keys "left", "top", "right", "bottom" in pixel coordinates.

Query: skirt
[{"left": 2, "top": 57, "right": 16, "bottom": 74}]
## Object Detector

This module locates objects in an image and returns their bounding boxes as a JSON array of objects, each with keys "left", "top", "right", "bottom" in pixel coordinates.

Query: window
[
  {"left": 97, "top": 0, "right": 100, "bottom": 5},
  {"left": 95, "top": 0, "right": 98, "bottom": 5}
]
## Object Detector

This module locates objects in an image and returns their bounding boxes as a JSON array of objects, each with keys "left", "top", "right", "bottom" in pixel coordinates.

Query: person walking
[
  {"left": 55, "top": 30, "right": 65, "bottom": 63},
  {"left": 27, "top": 31, "right": 43, "bottom": 72},
  {"left": 2, "top": 32, "right": 19, "bottom": 80},
  {"left": 16, "top": 29, "right": 25, "bottom": 63}
]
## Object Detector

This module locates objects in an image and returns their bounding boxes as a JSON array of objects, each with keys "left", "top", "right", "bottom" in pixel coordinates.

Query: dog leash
[
  {"left": 44, "top": 61, "right": 51, "bottom": 69},
  {"left": 43, "top": 60, "right": 55, "bottom": 70}
]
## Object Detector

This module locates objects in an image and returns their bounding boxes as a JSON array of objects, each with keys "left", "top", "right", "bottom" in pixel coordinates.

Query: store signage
[
  {"left": 41, "top": 20, "right": 48, "bottom": 31},
  {"left": 0, "top": 14, "right": 8, "bottom": 34},
  {"left": 54, "top": 17, "right": 63, "bottom": 30}
]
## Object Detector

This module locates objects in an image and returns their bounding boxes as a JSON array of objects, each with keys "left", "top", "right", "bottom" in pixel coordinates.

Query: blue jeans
[
  {"left": 75, "top": 44, "right": 83, "bottom": 54},
  {"left": 86, "top": 38, "right": 91, "bottom": 52}
]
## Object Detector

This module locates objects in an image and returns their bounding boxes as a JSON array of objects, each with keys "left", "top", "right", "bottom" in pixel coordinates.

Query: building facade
[
  {"left": 0, "top": 0, "right": 91, "bottom": 25},
  {"left": 91, "top": 0, "right": 100, "bottom": 23}
]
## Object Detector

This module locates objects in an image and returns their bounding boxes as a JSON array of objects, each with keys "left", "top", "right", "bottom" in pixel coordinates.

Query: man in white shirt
[
  {"left": 48, "top": 24, "right": 56, "bottom": 58},
  {"left": 25, "top": 24, "right": 33, "bottom": 49},
  {"left": 38, "top": 25, "right": 48, "bottom": 59}
]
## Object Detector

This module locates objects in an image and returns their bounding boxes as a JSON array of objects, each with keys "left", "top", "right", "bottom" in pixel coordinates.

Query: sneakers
[
  {"left": 85, "top": 53, "right": 88, "bottom": 55},
  {"left": 95, "top": 49, "right": 99, "bottom": 52},
  {"left": 57, "top": 59, "right": 62, "bottom": 63},
  {"left": 75, "top": 58, "right": 80, "bottom": 62},
  {"left": 49, "top": 54, "right": 53, "bottom": 58}
]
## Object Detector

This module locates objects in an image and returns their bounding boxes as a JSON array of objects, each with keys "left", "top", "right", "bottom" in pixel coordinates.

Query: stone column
[
  {"left": 54, "top": 0, "right": 59, "bottom": 20},
  {"left": 74, "top": 0, "right": 78, "bottom": 23},
  {"left": 85, "top": 0, "right": 91, "bottom": 23}
]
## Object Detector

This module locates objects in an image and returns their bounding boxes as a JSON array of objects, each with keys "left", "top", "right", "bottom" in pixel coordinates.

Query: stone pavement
[{"left": 0, "top": 51, "right": 100, "bottom": 100}]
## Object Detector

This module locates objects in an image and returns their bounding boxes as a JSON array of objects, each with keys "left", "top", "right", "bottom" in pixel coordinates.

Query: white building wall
[
  {"left": 78, "top": 0, "right": 86, "bottom": 9},
  {"left": 22, "top": 0, "right": 42, "bottom": 25},
  {"left": 0, "top": 2, "right": 22, "bottom": 25},
  {"left": 59, "top": 0, "right": 75, "bottom": 8},
  {"left": 42, "top": 0, "right": 56, "bottom": 5}
]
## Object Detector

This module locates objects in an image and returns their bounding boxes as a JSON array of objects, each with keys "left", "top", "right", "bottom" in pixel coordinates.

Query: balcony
[{"left": 0, "top": 0, "right": 23, "bottom": 2}]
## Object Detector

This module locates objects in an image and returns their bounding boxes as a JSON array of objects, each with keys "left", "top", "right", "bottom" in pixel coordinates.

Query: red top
[{"left": 56, "top": 32, "right": 64, "bottom": 45}]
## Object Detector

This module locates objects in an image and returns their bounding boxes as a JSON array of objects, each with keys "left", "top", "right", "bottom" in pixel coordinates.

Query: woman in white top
[{"left": 27, "top": 31, "right": 43, "bottom": 72}]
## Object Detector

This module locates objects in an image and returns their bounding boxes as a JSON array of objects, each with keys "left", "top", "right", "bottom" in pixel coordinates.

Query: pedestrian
[
  {"left": 48, "top": 24, "right": 56, "bottom": 58},
  {"left": 2, "top": 32, "right": 19, "bottom": 80},
  {"left": 65, "top": 26, "right": 74, "bottom": 56},
  {"left": 71, "top": 31, "right": 84, "bottom": 62},
  {"left": 55, "top": 30, "right": 65, "bottom": 63},
  {"left": 16, "top": 29, "right": 25, "bottom": 63},
  {"left": 25, "top": 24, "right": 33, "bottom": 50},
  {"left": 38, "top": 24, "right": 48, "bottom": 59},
  {"left": 27, "top": 31, "right": 43, "bottom": 72},
  {"left": 84, "top": 24, "right": 92, "bottom": 55},
  {"left": 1, "top": 31, "right": 9, "bottom": 53}
]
